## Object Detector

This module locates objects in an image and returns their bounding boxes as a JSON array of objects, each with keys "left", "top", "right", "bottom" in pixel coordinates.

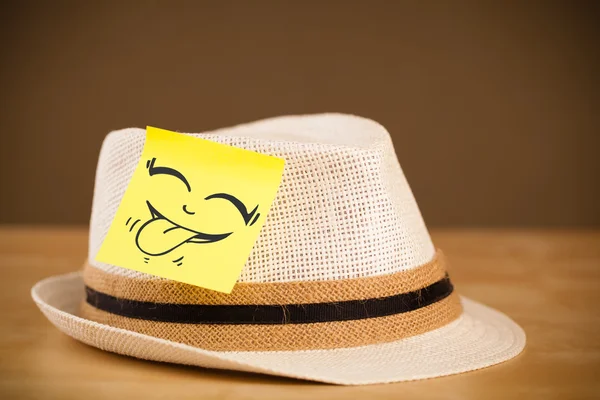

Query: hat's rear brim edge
[{"left": 31, "top": 272, "right": 525, "bottom": 385}]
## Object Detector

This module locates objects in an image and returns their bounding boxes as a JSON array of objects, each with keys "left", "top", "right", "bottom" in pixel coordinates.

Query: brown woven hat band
[
  {"left": 80, "top": 293, "right": 462, "bottom": 351},
  {"left": 80, "top": 250, "right": 464, "bottom": 351},
  {"left": 83, "top": 249, "right": 450, "bottom": 305}
]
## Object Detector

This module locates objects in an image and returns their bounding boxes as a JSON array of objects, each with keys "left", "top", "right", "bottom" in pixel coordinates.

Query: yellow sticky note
[{"left": 96, "top": 126, "right": 285, "bottom": 293}]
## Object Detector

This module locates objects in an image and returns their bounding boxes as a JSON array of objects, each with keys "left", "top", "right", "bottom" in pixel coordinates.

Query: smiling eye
[
  {"left": 146, "top": 157, "right": 192, "bottom": 192},
  {"left": 205, "top": 193, "right": 260, "bottom": 226}
]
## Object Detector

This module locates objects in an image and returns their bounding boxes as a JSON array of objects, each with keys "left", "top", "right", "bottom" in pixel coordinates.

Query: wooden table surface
[{"left": 1, "top": 226, "right": 598, "bottom": 399}]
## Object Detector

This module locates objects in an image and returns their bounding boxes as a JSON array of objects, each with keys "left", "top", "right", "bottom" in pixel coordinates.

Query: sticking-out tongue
[{"left": 136, "top": 218, "right": 198, "bottom": 256}]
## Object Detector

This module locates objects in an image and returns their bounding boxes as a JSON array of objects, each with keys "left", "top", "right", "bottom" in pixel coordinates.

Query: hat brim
[{"left": 31, "top": 272, "right": 525, "bottom": 385}]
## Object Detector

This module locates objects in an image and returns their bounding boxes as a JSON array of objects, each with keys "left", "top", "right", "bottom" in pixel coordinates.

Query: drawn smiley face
[
  {"left": 131, "top": 157, "right": 261, "bottom": 258},
  {"left": 96, "top": 126, "right": 285, "bottom": 293}
]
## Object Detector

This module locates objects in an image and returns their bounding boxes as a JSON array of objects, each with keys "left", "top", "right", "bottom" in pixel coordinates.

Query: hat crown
[{"left": 89, "top": 114, "right": 434, "bottom": 282}]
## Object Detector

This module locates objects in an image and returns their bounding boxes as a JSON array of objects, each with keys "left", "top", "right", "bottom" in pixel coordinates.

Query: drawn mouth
[{"left": 135, "top": 201, "right": 232, "bottom": 256}]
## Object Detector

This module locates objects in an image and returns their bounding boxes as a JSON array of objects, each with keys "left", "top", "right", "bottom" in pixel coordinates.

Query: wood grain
[{"left": 1, "top": 226, "right": 598, "bottom": 399}]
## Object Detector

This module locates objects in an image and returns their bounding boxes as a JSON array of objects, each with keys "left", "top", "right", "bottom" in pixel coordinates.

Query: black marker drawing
[
  {"left": 146, "top": 157, "right": 192, "bottom": 192},
  {"left": 205, "top": 193, "right": 261, "bottom": 226},
  {"left": 182, "top": 205, "right": 195, "bottom": 215},
  {"left": 131, "top": 157, "right": 261, "bottom": 258},
  {"left": 173, "top": 255, "right": 184, "bottom": 266},
  {"left": 129, "top": 219, "right": 140, "bottom": 232},
  {"left": 135, "top": 200, "right": 233, "bottom": 256}
]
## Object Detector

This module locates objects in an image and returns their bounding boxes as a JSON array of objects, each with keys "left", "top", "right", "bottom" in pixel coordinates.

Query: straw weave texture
[
  {"left": 80, "top": 293, "right": 462, "bottom": 351},
  {"left": 31, "top": 115, "right": 526, "bottom": 384},
  {"left": 89, "top": 114, "right": 435, "bottom": 283},
  {"left": 32, "top": 273, "right": 526, "bottom": 384},
  {"left": 83, "top": 250, "right": 449, "bottom": 305}
]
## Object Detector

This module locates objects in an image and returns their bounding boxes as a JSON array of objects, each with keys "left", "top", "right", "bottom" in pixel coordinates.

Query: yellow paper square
[{"left": 95, "top": 126, "right": 285, "bottom": 293}]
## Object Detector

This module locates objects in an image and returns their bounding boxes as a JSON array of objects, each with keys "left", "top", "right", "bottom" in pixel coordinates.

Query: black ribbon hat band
[{"left": 85, "top": 274, "right": 454, "bottom": 325}]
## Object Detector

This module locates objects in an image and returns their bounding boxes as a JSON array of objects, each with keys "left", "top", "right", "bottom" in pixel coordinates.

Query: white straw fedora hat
[{"left": 31, "top": 114, "right": 525, "bottom": 385}]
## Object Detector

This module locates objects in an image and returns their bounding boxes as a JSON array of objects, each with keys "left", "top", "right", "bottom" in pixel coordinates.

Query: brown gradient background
[{"left": 1, "top": 1, "right": 598, "bottom": 227}]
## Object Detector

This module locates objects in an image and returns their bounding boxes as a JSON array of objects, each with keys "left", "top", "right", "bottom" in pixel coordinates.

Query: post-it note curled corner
[{"left": 95, "top": 126, "right": 285, "bottom": 293}]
